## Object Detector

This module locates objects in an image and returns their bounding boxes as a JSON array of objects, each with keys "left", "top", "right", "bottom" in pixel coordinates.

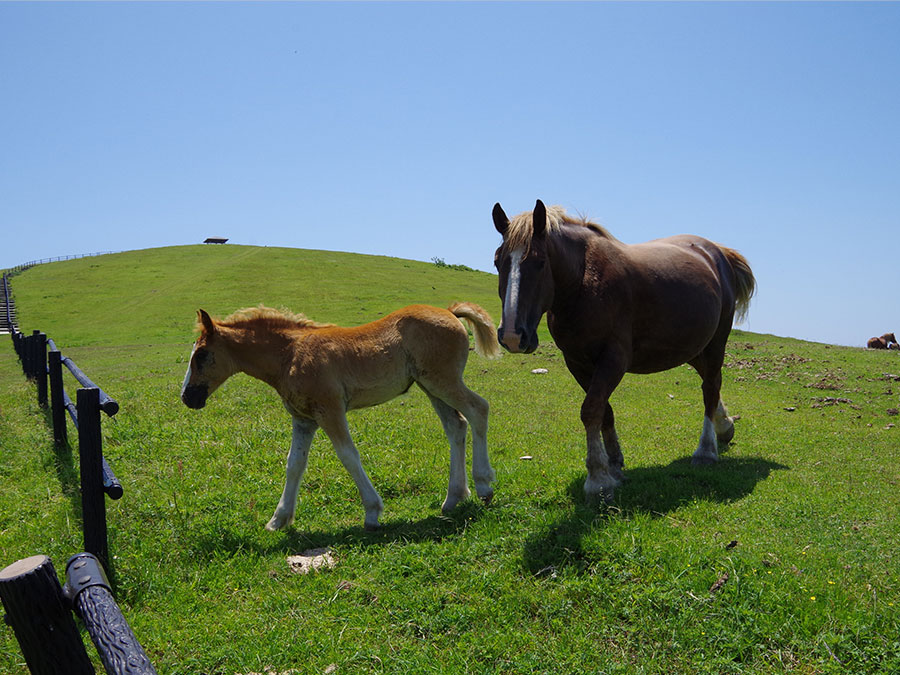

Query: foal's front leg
[
  {"left": 266, "top": 417, "right": 318, "bottom": 531},
  {"left": 319, "top": 410, "right": 384, "bottom": 530}
]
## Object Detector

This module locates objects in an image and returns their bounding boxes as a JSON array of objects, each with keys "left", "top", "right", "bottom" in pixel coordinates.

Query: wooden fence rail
[{"left": 0, "top": 553, "right": 157, "bottom": 674}]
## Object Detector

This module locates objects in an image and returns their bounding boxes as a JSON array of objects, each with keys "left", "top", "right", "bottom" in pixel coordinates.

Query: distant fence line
[
  {"left": 3, "top": 251, "right": 119, "bottom": 276},
  {"left": 1, "top": 275, "right": 156, "bottom": 673}
]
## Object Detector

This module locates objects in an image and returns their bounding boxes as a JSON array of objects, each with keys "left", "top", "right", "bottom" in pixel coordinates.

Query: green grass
[{"left": 2, "top": 245, "right": 899, "bottom": 673}]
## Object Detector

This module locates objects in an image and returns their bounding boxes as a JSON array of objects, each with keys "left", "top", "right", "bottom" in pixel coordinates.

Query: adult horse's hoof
[
  {"left": 364, "top": 521, "right": 381, "bottom": 532},
  {"left": 716, "top": 422, "right": 735, "bottom": 444},
  {"left": 584, "top": 478, "right": 617, "bottom": 504}
]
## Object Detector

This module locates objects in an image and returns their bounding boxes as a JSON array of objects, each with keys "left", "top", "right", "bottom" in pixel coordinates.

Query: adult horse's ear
[
  {"left": 492, "top": 203, "right": 509, "bottom": 236},
  {"left": 533, "top": 199, "right": 547, "bottom": 237},
  {"left": 198, "top": 309, "right": 216, "bottom": 335}
]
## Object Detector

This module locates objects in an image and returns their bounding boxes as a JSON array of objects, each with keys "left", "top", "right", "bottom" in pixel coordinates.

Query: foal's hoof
[
  {"left": 265, "top": 514, "right": 293, "bottom": 531},
  {"left": 364, "top": 521, "right": 381, "bottom": 532},
  {"left": 691, "top": 453, "right": 718, "bottom": 467},
  {"left": 476, "top": 486, "right": 494, "bottom": 505}
]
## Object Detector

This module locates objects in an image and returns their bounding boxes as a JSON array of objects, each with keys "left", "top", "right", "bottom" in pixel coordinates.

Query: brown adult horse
[
  {"left": 492, "top": 200, "right": 756, "bottom": 501},
  {"left": 181, "top": 303, "right": 500, "bottom": 531},
  {"left": 867, "top": 333, "right": 896, "bottom": 349}
]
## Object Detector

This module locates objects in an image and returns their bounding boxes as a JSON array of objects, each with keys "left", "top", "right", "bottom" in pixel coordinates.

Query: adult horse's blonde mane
[
  {"left": 504, "top": 205, "right": 614, "bottom": 252},
  {"left": 201, "top": 306, "right": 334, "bottom": 332}
]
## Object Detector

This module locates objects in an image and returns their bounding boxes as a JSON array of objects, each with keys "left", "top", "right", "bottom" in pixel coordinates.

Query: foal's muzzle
[{"left": 181, "top": 384, "right": 209, "bottom": 409}]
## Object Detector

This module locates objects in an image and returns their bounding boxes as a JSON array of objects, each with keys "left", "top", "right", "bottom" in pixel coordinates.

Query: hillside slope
[{"left": 10, "top": 245, "right": 502, "bottom": 347}]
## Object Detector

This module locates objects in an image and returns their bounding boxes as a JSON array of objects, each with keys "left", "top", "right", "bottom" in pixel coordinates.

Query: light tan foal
[{"left": 181, "top": 303, "right": 500, "bottom": 531}]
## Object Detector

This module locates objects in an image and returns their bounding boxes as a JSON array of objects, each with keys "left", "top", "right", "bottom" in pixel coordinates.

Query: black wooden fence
[
  {"left": 2, "top": 275, "right": 156, "bottom": 673},
  {"left": 13, "top": 328, "right": 122, "bottom": 565}
]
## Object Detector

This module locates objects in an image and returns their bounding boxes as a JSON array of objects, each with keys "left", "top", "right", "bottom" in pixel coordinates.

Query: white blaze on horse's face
[
  {"left": 181, "top": 340, "right": 228, "bottom": 409},
  {"left": 181, "top": 346, "right": 196, "bottom": 396},
  {"left": 501, "top": 247, "right": 525, "bottom": 352}
]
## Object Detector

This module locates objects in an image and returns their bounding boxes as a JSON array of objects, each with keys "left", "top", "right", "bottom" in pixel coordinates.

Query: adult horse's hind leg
[
  {"left": 266, "top": 416, "right": 318, "bottom": 531},
  {"left": 713, "top": 399, "right": 735, "bottom": 444},
  {"left": 602, "top": 402, "right": 625, "bottom": 482},
  {"left": 690, "top": 344, "right": 734, "bottom": 465}
]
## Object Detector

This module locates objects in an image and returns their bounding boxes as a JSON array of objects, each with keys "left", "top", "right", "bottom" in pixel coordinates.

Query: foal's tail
[
  {"left": 449, "top": 302, "right": 502, "bottom": 360},
  {"left": 719, "top": 246, "right": 756, "bottom": 324}
]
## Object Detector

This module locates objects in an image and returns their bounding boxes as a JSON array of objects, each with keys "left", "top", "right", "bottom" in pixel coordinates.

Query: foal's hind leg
[
  {"left": 266, "top": 416, "right": 318, "bottom": 531},
  {"left": 422, "top": 390, "right": 471, "bottom": 513},
  {"left": 420, "top": 381, "right": 494, "bottom": 506}
]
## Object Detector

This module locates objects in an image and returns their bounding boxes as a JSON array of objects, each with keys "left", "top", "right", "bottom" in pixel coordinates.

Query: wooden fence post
[
  {"left": 36, "top": 331, "right": 48, "bottom": 407},
  {"left": 65, "top": 553, "right": 158, "bottom": 675},
  {"left": 49, "top": 349, "right": 68, "bottom": 446},
  {"left": 0, "top": 555, "right": 95, "bottom": 674},
  {"left": 78, "top": 387, "right": 108, "bottom": 566},
  {"left": 23, "top": 332, "right": 36, "bottom": 378}
]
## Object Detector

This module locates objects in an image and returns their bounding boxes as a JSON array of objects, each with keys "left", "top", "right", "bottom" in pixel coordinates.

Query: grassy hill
[{"left": 2, "top": 245, "right": 899, "bottom": 673}]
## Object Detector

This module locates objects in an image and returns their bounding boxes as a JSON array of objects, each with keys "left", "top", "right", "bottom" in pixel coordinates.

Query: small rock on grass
[{"left": 287, "top": 547, "right": 335, "bottom": 574}]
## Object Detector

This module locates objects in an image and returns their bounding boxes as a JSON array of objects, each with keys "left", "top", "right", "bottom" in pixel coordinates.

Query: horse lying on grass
[
  {"left": 867, "top": 333, "right": 897, "bottom": 350},
  {"left": 181, "top": 303, "right": 500, "bottom": 531}
]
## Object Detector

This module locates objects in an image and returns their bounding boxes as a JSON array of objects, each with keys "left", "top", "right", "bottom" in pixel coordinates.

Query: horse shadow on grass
[
  {"left": 189, "top": 499, "right": 489, "bottom": 560},
  {"left": 522, "top": 453, "right": 789, "bottom": 577}
]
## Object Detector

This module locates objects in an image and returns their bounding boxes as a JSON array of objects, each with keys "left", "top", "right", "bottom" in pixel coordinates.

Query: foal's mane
[
  {"left": 504, "top": 205, "right": 614, "bottom": 252},
  {"left": 204, "top": 306, "right": 334, "bottom": 332}
]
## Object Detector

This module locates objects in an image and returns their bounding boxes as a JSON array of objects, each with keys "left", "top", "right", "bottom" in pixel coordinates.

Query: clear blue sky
[{"left": 2, "top": 2, "right": 898, "bottom": 347}]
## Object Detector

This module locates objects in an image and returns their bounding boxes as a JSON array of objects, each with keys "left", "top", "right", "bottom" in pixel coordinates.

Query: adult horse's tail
[
  {"left": 449, "top": 302, "right": 502, "bottom": 360},
  {"left": 718, "top": 246, "right": 756, "bottom": 323}
]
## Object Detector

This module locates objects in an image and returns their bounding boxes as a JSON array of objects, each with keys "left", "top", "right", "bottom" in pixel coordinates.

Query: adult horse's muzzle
[
  {"left": 181, "top": 384, "right": 209, "bottom": 409},
  {"left": 498, "top": 326, "right": 539, "bottom": 354}
]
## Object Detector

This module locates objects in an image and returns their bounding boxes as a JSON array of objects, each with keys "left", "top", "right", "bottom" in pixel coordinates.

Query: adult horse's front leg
[
  {"left": 581, "top": 365, "right": 626, "bottom": 503},
  {"left": 266, "top": 416, "right": 318, "bottom": 531}
]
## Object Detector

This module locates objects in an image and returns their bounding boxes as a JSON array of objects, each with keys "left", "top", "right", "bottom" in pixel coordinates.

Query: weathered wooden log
[
  {"left": 0, "top": 554, "right": 94, "bottom": 674},
  {"left": 65, "top": 553, "right": 157, "bottom": 675}
]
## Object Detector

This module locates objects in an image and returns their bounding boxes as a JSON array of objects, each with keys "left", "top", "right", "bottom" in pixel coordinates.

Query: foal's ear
[
  {"left": 533, "top": 199, "right": 547, "bottom": 237},
  {"left": 492, "top": 202, "right": 509, "bottom": 236},
  {"left": 197, "top": 309, "right": 216, "bottom": 335}
]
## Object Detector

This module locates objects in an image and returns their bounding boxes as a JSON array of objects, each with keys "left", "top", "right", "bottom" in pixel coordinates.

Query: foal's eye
[{"left": 194, "top": 349, "right": 210, "bottom": 369}]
